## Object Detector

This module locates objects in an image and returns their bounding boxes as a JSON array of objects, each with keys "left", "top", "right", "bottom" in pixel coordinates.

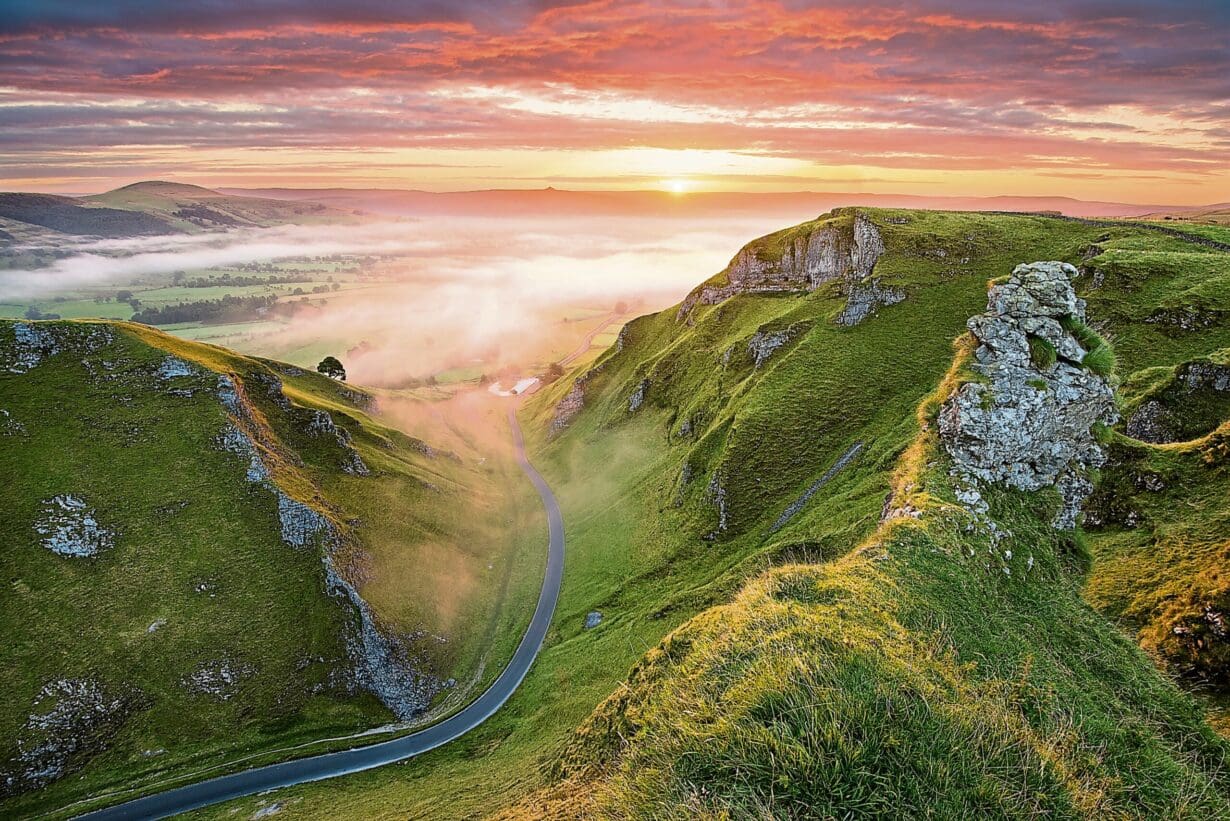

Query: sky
[{"left": 1, "top": 0, "right": 1228, "bottom": 203}]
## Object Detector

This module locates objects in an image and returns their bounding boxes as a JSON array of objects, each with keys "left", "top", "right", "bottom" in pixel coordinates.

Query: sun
[{"left": 663, "top": 178, "right": 690, "bottom": 195}]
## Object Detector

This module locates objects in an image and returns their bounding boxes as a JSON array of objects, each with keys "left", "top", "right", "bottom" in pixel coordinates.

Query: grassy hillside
[
  {"left": 0, "top": 193, "right": 176, "bottom": 237},
  {"left": 176, "top": 207, "right": 1230, "bottom": 819},
  {"left": 506, "top": 372, "right": 1229, "bottom": 817},
  {"left": 0, "top": 320, "right": 541, "bottom": 817},
  {"left": 84, "top": 181, "right": 353, "bottom": 232},
  {"left": 0, "top": 182, "right": 354, "bottom": 243},
  {"left": 480, "top": 209, "right": 1230, "bottom": 817},
  {"left": 1084, "top": 357, "right": 1230, "bottom": 729}
]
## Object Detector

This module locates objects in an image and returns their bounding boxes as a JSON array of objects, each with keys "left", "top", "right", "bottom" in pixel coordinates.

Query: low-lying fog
[{"left": 2, "top": 213, "right": 796, "bottom": 386}]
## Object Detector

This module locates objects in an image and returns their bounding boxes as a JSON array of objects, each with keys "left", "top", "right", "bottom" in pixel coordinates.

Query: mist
[
  {"left": 0, "top": 222, "right": 454, "bottom": 300},
  {"left": 1, "top": 213, "right": 791, "bottom": 386}
]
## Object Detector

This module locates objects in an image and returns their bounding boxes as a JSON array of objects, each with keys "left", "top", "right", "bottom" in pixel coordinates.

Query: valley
[
  {"left": 5, "top": 3, "right": 1230, "bottom": 818},
  {"left": 5, "top": 197, "right": 1228, "bottom": 818}
]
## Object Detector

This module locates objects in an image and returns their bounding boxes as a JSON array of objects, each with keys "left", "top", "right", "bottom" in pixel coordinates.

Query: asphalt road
[{"left": 78, "top": 405, "right": 564, "bottom": 820}]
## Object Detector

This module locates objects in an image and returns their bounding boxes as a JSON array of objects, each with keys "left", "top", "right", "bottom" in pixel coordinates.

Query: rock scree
[
  {"left": 2, "top": 678, "right": 132, "bottom": 796},
  {"left": 34, "top": 495, "right": 116, "bottom": 557},
  {"left": 939, "top": 261, "right": 1118, "bottom": 529}
]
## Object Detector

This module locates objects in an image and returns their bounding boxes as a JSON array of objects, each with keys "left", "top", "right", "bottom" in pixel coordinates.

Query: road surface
[{"left": 78, "top": 405, "right": 564, "bottom": 820}]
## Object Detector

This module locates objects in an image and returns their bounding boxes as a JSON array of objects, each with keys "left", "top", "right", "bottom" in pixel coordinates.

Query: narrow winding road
[{"left": 79, "top": 405, "right": 564, "bottom": 820}]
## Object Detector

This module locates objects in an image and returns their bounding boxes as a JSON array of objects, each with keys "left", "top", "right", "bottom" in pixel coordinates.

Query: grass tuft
[
  {"left": 1028, "top": 335, "right": 1057, "bottom": 369},
  {"left": 1083, "top": 343, "right": 1117, "bottom": 377}
]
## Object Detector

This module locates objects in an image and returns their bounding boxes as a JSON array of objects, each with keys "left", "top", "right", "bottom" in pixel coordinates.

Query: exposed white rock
[
  {"left": 1125, "top": 359, "right": 1230, "bottom": 443},
  {"left": 155, "top": 356, "right": 196, "bottom": 379},
  {"left": 323, "top": 555, "right": 444, "bottom": 719},
  {"left": 939, "top": 261, "right": 1118, "bottom": 529},
  {"left": 277, "top": 494, "right": 330, "bottom": 548},
  {"left": 6, "top": 322, "right": 61, "bottom": 373},
  {"left": 3, "top": 323, "right": 114, "bottom": 375},
  {"left": 305, "top": 409, "right": 370, "bottom": 475},
  {"left": 769, "top": 442, "right": 864, "bottom": 532},
  {"left": 182, "top": 659, "right": 253, "bottom": 700},
  {"left": 835, "top": 279, "right": 906, "bottom": 327},
  {"left": 550, "top": 364, "right": 601, "bottom": 436},
  {"left": 748, "top": 328, "right": 795, "bottom": 368},
  {"left": 4, "top": 678, "right": 129, "bottom": 794},
  {"left": 34, "top": 495, "right": 115, "bottom": 557},
  {"left": 677, "top": 212, "right": 887, "bottom": 320},
  {"left": 216, "top": 374, "right": 242, "bottom": 414},
  {"left": 628, "top": 378, "right": 650, "bottom": 412},
  {"left": 251, "top": 802, "right": 285, "bottom": 819},
  {"left": 217, "top": 424, "right": 270, "bottom": 483},
  {"left": 705, "top": 470, "right": 729, "bottom": 536}
]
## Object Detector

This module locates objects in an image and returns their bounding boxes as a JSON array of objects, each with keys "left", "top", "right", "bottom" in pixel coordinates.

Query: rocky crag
[
  {"left": 939, "top": 261, "right": 1118, "bottom": 529},
  {"left": 676, "top": 211, "right": 895, "bottom": 324}
]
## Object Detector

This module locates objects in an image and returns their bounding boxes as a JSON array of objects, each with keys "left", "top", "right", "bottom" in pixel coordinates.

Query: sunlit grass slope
[
  {"left": 505, "top": 352, "right": 1230, "bottom": 818},
  {"left": 0, "top": 319, "right": 536, "bottom": 818}
]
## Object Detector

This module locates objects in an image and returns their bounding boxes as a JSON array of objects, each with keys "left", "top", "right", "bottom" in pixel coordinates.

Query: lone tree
[{"left": 317, "top": 356, "right": 346, "bottom": 381}]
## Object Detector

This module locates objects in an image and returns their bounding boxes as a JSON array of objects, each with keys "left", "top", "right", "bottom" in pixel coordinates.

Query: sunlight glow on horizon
[{"left": 1, "top": 2, "right": 1227, "bottom": 204}]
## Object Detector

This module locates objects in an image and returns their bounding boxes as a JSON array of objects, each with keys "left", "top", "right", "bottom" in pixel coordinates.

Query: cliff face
[
  {"left": 676, "top": 211, "right": 886, "bottom": 320},
  {"left": 939, "top": 261, "right": 1118, "bottom": 529}
]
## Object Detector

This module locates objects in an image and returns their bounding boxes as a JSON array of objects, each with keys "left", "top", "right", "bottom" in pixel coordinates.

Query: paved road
[{"left": 78, "top": 405, "right": 564, "bottom": 820}]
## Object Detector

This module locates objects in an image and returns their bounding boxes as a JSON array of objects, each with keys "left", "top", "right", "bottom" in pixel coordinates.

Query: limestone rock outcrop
[
  {"left": 550, "top": 363, "right": 604, "bottom": 436},
  {"left": 939, "top": 261, "right": 1118, "bottom": 529},
  {"left": 676, "top": 212, "right": 889, "bottom": 322}
]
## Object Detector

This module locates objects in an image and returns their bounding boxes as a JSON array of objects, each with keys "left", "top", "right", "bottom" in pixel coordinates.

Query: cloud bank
[{"left": 1, "top": 1, "right": 1226, "bottom": 201}]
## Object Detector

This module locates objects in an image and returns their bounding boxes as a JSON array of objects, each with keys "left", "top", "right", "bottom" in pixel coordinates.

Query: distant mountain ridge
[
  {"left": 217, "top": 185, "right": 1214, "bottom": 220},
  {"left": 0, "top": 192, "right": 177, "bottom": 238},
  {"left": 0, "top": 181, "right": 351, "bottom": 240}
]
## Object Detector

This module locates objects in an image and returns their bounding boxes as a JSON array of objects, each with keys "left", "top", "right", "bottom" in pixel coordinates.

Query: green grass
[
  {"left": 0, "top": 320, "right": 541, "bottom": 817},
  {"left": 1028, "top": 335, "right": 1058, "bottom": 369},
  {"left": 527, "top": 470, "right": 1230, "bottom": 817},
  {"left": 22, "top": 207, "right": 1230, "bottom": 818},
  {"left": 0, "top": 300, "right": 134, "bottom": 320},
  {"left": 1082, "top": 343, "right": 1117, "bottom": 377}
]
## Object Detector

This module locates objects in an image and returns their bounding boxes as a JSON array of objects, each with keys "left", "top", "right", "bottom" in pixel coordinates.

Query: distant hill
[
  {"left": 1138, "top": 203, "right": 1230, "bottom": 226},
  {"left": 0, "top": 192, "right": 176, "bottom": 238},
  {"left": 0, "top": 182, "right": 353, "bottom": 242},
  {"left": 83, "top": 180, "right": 353, "bottom": 232},
  {"left": 219, "top": 186, "right": 1205, "bottom": 220}
]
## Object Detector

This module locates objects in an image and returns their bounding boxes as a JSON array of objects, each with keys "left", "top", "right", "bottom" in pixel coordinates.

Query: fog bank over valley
[{"left": 1, "top": 213, "right": 791, "bottom": 385}]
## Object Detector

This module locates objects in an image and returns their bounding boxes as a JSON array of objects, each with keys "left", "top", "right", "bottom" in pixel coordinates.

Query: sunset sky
[{"left": 1, "top": 1, "right": 1227, "bottom": 203}]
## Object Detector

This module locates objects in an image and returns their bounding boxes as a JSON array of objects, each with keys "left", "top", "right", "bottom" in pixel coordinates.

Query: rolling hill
[
  {"left": 8, "top": 206, "right": 1230, "bottom": 819},
  {"left": 84, "top": 182, "right": 354, "bottom": 232},
  {"left": 0, "top": 182, "right": 354, "bottom": 243},
  {"left": 0, "top": 193, "right": 177, "bottom": 238}
]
